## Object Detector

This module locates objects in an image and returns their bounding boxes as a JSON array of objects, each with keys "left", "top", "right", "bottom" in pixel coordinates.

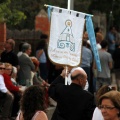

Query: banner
[
  {"left": 86, "top": 16, "right": 101, "bottom": 71},
  {"left": 48, "top": 8, "right": 85, "bottom": 67}
]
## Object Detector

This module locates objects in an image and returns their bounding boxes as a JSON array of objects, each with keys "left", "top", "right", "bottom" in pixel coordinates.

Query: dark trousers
[
  {"left": 39, "top": 63, "right": 48, "bottom": 81},
  {"left": 0, "top": 92, "right": 14, "bottom": 118},
  {"left": 11, "top": 92, "right": 21, "bottom": 117}
]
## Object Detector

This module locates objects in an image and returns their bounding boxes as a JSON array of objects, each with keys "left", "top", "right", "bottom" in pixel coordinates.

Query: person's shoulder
[
  {"left": 19, "top": 53, "right": 27, "bottom": 59},
  {"left": 105, "top": 51, "right": 112, "bottom": 57},
  {"left": 34, "top": 111, "right": 48, "bottom": 120},
  {"left": 2, "top": 73, "right": 10, "bottom": 80},
  {"left": 100, "top": 50, "right": 111, "bottom": 56},
  {"left": 0, "top": 74, "right": 4, "bottom": 79},
  {"left": 83, "top": 90, "right": 94, "bottom": 98},
  {"left": 92, "top": 107, "right": 103, "bottom": 120},
  {"left": 11, "top": 51, "right": 18, "bottom": 56},
  {"left": 2, "top": 73, "right": 7, "bottom": 77},
  {"left": 84, "top": 47, "right": 92, "bottom": 54},
  {"left": 94, "top": 107, "right": 100, "bottom": 113},
  {"left": 1, "top": 50, "right": 6, "bottom": 55},
  {"left": 18, "top": 53, "right": 23, "bottom": 58},
  {"left": 7, "top": 50, "right": 18, "bottom": 58}
]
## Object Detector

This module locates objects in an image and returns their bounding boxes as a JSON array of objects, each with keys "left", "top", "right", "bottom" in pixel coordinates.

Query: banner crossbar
[{"left": 44, "top": 4, "right": 93, "bottom": 17}]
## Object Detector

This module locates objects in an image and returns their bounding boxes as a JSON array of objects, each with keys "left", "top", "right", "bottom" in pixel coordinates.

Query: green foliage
[
  {"left": 10, "top": 0, "right": 42, "bottom": 29},
  {"left": 7, "top": 10, "right": 26, "bottom": 25},
  {"left": 0, "top": 0, "right": 26, "bottom": 27},
  {"left": 0, "top": 0, "right": 8, "bottom": 4},
  {"left": 0, "top": 0, "right": 91, "bottom": 29},
  {"left": 89, "top": 0, "right": 120, "bottom": 28},
  {"left": 3, "top": 0, "right": 120, "bottom": 30},
  {"left": 0, "top": 0, "right": 11, "bottom": 22}
]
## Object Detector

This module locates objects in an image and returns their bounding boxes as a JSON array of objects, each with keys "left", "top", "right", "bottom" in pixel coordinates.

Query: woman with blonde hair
[{"left": 3, "top": 63, "right": 23, "bottom": 117}]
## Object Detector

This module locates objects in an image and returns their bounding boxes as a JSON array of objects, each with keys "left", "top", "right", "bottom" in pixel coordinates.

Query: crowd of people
[
  {"left": 0, "top": 26, "right": 120, "bottom": 120},
  {"left": 0, "top": 37, "right": 49, "bottom": 120}
]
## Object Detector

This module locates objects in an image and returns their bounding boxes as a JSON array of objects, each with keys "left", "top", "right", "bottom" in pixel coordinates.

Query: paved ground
[
  {"left": 46, "top": 97, "right": 57, "bottom": 120},
  {"left": 0, "top": 107, "right": 55, "bottom": 120},
  {"left": 46, "top": 106, "right": 56, "bottom": 120}
]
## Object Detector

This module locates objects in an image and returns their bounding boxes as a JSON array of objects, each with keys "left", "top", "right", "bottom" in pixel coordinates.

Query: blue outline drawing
[{"left": 57, "top": 20, "right": 75, "bottom": 52}]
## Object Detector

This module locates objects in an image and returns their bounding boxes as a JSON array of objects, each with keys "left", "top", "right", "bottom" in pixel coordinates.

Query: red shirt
[{"left": 3, "top": 73, "right": 19, "bottom": 92}]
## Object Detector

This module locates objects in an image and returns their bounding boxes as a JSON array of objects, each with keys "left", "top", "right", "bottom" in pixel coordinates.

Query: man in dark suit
[{"left": 48, "top": 67, "right": 95, "bottom": 120}]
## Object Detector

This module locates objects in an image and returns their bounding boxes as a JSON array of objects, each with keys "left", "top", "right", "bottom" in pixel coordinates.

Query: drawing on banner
[{"left": 57, "top": 19, "right": 75, "bottom": 52}]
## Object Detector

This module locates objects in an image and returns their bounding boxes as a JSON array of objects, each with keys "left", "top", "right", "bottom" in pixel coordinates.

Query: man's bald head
[
  {"left": 71, "top": 67, "right": 87, "bottom": 79},
  {"left": 70, "top": 67, "right": 87, "bottom": 88}
]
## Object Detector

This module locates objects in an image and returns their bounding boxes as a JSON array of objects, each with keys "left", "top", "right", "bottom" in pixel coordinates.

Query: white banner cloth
[{"left": 48, "top": 9, "right": 85, "bottom": 67}]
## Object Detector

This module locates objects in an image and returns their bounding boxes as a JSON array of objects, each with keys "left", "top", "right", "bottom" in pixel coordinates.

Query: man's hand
[{"left": 60, "top": 67, "right": 69, "bottom": 78}]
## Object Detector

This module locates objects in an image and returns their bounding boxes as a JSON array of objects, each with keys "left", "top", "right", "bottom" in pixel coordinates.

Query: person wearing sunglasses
[
  {"left": 0, "top": 62, "right": 14, "bottom": 120},
  {"left": 92, "top": 85, "right": 117, "bottom": 120},
  {"left": 98, "top": 91, "right": 120, "bottom": 120},
  {"left": 3, "top": 63, "right": 24, "bottom": 118}
]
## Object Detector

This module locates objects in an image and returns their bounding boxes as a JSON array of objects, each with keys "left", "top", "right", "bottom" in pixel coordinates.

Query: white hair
[{"left": 70, "top": 67, "right": 84, "bottom": 73}]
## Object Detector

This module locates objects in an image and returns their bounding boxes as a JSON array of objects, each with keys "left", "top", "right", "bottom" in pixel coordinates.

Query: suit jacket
[
  {"left": 17, "top": 53, "right": 35, "bottom": 85},
  {"left": 1, "top": 50, "right": 19, "bottom": 67},
  {"left": 48, "top": 76, "right": 95, "bottom": 120}
]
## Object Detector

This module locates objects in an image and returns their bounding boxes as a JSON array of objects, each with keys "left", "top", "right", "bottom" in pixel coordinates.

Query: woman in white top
[
  {"left": 0, "top": 63, "right": 7, "bottom": 93},
  {"left": 92, "top": 85, "right": 116, "bottom": 120},
  {"left": 98, "top": 91, "right": 120, "bottom": 120},
  {"left": 16, "top": 85, "right": 48, "bottom": 120},
  {"left": 0, "top": 62, "right": 14, "bottom": 120}
]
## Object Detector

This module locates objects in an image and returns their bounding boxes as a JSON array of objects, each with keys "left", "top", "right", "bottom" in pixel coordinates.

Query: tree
[
  {"left": 0, "top": 0, "right": 11, "bottom": 23},
  {"left": 0, "top": 0, "right": 26, "bottom": 28},
  {"left": 0, "top": 0, "right": 91, "bottom": 30},
  {"left": 89, "top": 0, "right": 120, "bottom": 29},
  {"left": 3, "top": 0, "right": 90, "bottom": 29}
]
